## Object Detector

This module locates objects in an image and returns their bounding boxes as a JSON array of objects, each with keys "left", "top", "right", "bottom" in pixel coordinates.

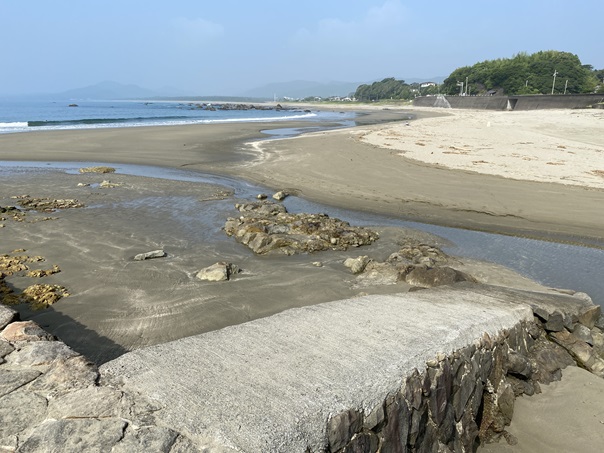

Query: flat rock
[
  {"left": 405, "top": 266, "right": 473, "bottom": 288},
  {"left": 28, "top": 355, "right": 99, "bottom": 393},
  {"left": 354, "top": 261, "right": 402, "bottom": 287},
  {"left": 0, "top": 305, "right": 18, "bottom": 330},
  {"left": 0, "top": 339, "right": 14, "bottom": 358},
  {"left": 455, "top": 283, "right": 597, "bottom": 319},
  {"left": 196, "top": 262, "right": 238, "bottom": 282},
  {"left": 0, "top": 369, "right": 42, "bottom": 398},
  {"left": 0, "top": 321, "right": 55, "bottom": 342},
  {"left": 48, "top": 387, "right": 123, "bottom": 419},
  {"left": 343, "top": 255, "right": 371, "bottom": 274},
  {"left": 550, "top": 330, "right": 595, "bottom": 370},
  {"left": 272, "top": 190, "right": 289, "bottom": 201},
  {"left": 572, "top": 324, "right": 594, "bottom": 345},
  {"left": 111, "top": 426, "right": 180, "bottom": 453},
  {"left": 133, "top": 249, "right": 167, "bottom": 261},
  {"left": 18, "top": 418, "right": 128, "bottom": 453},
  {"left": 15, "top": 195, "right": 84, "bottom": 212},
  {"left": 0, "top": 391, "right": 48, "bottom": 439},
  {"left": 4, "top": 341, "right": 79, "bottom": 368},
  {"left": 578, "top": 305, "right": 601, "bottom": 329}
]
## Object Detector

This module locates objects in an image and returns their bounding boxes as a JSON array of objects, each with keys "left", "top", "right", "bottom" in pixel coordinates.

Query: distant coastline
[{"left": 0, "top": 99, "right": 355, "bottom": 135}]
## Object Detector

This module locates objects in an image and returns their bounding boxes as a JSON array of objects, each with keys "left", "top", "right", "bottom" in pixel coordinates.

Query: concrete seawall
[
  {"left": 3, "top": 283, "right": 603, "bottom": 452},
  {"left": 414, "top": 94, "right": 604, "bottom": 110}
]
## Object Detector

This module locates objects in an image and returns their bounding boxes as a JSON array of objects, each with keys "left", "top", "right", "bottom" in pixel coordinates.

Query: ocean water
[{"left": 0, "top": 99, "right": 355, "bottom": 134}]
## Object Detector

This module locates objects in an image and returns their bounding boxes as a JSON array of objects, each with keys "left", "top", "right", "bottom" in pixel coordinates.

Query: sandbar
[{"left": 236, "top": 106, "right": 604, "bottom": 246}]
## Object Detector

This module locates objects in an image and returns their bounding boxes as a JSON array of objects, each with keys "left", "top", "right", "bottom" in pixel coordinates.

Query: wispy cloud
[{"left": 292, "top": 0, "right": 407, "bottom": 48}]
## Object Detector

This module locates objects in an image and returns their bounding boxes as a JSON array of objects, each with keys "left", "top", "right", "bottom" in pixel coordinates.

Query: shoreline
[
  {"left": 0, "top": 106, "right": 602, "bottom": 247},
  {"left": 2, "top": 105, "right": 603, "bottom": 452},
  {"left": 232, "top": 110, "right": 604, "bottom": 248}
]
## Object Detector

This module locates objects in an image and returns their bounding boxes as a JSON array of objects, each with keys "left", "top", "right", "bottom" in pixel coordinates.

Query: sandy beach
[
  {"left": 237, "top": 106, "right": 604, "bottom": 245},
  {"left": 362, "top": 108, "right": 604, "bottom": 189},
  {"left": 1, "top": 106, "right": 602, "bottom": 243},
  {"left": 1, "top": 105, "right": 604, "bottom": 451}
]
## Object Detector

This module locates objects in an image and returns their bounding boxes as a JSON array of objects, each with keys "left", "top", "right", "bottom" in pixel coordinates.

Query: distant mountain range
[
  {"left": 1, "top": 81, "right": 189, "bottom": 101},
  {"left": 58, "top": 81, "right": 159, "bottom": 99},
  {"left": 2, "top": 78, "right": 446, "bottom": 101},
  {"left": 240, "top": 77, "right": 446, "bottom": 99},
  {"left": 240, "top": 80, "right": 361, "bottom": 99}
]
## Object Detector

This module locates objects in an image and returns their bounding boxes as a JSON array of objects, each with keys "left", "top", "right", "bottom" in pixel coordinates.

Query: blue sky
[{"left": 1, "top": 0, "right": 602, "bottom": 95}]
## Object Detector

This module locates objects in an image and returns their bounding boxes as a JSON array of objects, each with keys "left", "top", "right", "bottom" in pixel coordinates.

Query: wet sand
[
  {"left": 1, "top": 106, "right": 603, "bottom": 451},
  {"left": 1, "top": 107, "right": 603, "bottom": 358},
  {"left": 2, "top": 107, "right": 601, "bottom": 245},
  {"left": 1, "top": 165, "right": 550, "bottom": 364},
  {"left": 235, "top": 109, "right": 604, "bottom": 246}
]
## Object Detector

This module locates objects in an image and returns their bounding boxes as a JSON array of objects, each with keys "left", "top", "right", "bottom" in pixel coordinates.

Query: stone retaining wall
[
  {"left": 413, "top": 94, "right": 604, "bottom": 110},
  {"left": 2, "top": 285, "right": 603, "bottom": 452},
  {"left": 329, "top": 303, "right": 604, "bottom": 453}
]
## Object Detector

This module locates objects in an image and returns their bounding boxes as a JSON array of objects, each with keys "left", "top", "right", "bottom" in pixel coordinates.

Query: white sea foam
[
  {"left": 0, "top": 122, "right": 28, "bottom": 128},
  {"left": 0, "top": 106, "right": 350, "bottom": 134},
  {"left": 192, "top": 112, "right": 317, "bottom": 124}
]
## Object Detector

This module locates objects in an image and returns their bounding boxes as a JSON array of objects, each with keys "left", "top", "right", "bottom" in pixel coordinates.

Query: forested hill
[
  {"left": 353, "top": 51, "right": 603, "bottom": 101},
  {"left": 441, "top": 51, "right": 602, "bottom": 96}
]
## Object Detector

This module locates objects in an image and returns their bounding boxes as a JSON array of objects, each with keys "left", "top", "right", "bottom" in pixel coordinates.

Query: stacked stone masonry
[
  {"left": 1, "top": 287, "right": 603, "bottom": 452},
  {"left": 413, "top": 94, "right": 604, "bottom": 110}
]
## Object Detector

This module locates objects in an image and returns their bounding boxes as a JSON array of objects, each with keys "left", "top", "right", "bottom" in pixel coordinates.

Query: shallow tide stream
[{"left": 3, "top": 160, "right": 603, "bottom": 309}]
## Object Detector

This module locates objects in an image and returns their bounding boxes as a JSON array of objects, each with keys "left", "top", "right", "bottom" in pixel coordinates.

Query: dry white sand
[{"left": 360, "top": 108, "right": 604, "bottom": 189}]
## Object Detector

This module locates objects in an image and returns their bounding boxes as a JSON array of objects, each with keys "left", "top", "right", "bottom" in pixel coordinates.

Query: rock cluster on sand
[
  {"left": 11, "top": 195, "right": 84, "bottom": 212},
  {"left": 534, "top": 303, "right": 604, "bottom": 377},
  {"left": 78, "top": 166, "right": 116, "bottom": 174},
  {"left": 0, "top": 252, "right": 45, "bottom": 275},
  {"left": 345, "top": 240, "right": 476, "bottom": 289},
  {"left": 224, "top": 201, "right": 379, "bottom": 255},
  {"left": 1, "top": 251, "right": 67, "bottom": 310},
  {"left": 99, "top": 180, "right": 123, "bottom": 189}
]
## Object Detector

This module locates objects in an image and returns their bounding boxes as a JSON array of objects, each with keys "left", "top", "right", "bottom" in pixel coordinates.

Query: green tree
[
  {"left": 441, "top": 51, "right": 597, "bottom": 95},
  {"left": 353, "top": 78, "right": 414, "bottom": 101}
]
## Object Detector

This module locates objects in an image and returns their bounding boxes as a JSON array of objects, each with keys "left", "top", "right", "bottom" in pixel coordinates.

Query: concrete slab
[{"left": 100, "top": 285, "right": 538, "bottom": 452}]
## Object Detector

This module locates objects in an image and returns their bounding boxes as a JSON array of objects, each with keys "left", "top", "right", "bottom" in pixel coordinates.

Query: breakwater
[
  {"left": 2, "top": 283, "right": 603, "bottom": 452},
  {"left": 414, "top": 94, "right": 604, "bottom": 110}
]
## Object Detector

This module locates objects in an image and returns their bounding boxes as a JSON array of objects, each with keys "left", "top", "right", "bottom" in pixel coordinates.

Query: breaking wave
[{"left": 0, "top": 113, "right": 319, "bottom": 134}]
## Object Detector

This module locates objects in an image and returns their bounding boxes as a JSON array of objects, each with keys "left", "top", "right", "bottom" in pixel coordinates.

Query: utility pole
[
  {"left": 564, "top": 80, "right": 568, "bottom": 94},
  {"left": 465, "top": 76, "right": 469, "bottom": 95},
  {"left": 551, "top": 70, "right": 558, "bottom": 95},
  {"left": 457, "top": 81, "right": 464, "bottom": 96}
]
